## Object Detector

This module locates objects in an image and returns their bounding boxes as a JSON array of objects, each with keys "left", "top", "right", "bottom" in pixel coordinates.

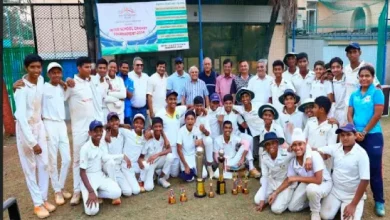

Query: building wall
[{"left": 268, "top": 25, "right": 286, "bottom": 76}]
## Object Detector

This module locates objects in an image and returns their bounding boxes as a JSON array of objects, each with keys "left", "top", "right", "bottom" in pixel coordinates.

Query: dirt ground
[{"left": 3, "top": 118, "right": 390, "bottom": 220}]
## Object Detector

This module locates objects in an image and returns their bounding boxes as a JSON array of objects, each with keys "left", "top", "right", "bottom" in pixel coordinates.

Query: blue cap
[
  {"left": 259, "top": 132, "right": 285, "bottom": 147},
  {"left": 278, "top": 89, "right": 300, "bottom": 105},
  {"left": 166, "top": 89, "right": 178, "bottom": 98},
  {"left": 107, "top": 112, "right": 119, "bottom": 122},
  {"left": 336, "top": 123, "right": 357, "bottom": 134},
  {"left": 179, "top": 168, "right": 196, "bottom": 181},
  {"left": 345, "top": 42, "right": 360, "bottom": 52},
  {"left": 175, "top": 57, "right": 183, "bottom": 63},
  {"left": 89, "top": 120, "right": 103, "bottom": 131},
  {"left": 210, "top": 93, "right": 220, "bottom": 102}
]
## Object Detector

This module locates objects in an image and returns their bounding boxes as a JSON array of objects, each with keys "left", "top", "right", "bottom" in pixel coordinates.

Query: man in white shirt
[
  {"left": 282, "top": 52, "right": 299, "bottom": 83},
  {"left": 42, "top": 62, "right": 71, "bottom": 206},
  {"left": 14, "top": 54, "right": 55, "bottom": 218},
  {"left": 147, "top": 60, "right": 168, "bottom": 119},
  {"left": 105, "top": 61, "right": 126, "bottom": 124},
  {"left": 311, "top": 61, "right": 334, "bottom": 101},
  {"left": 329, "top": 57, "right": 348, "bottom": 126},
  {"left": 291, "top": 52, "right": 315, "bottom": 102},
  {"left": 129, "top": 57, "right": 149, "bottom": 122},
  {"left": 92, "top": 58, "right": 109, "bottom": 117},
  {"left": 79, "top": 120, "right": 122, "bottom": 216},
  {"left": 208, "top": 93, "right": 222, "bottom": 140},
  {"left": 318, "top": 124, "right": 370, "bottom": 220},
  {"left": 270, "top": 60, "right": 295, "bottom": 113},
  {"left": 247, "top": 59, "right": 273, "bottom": 106}
]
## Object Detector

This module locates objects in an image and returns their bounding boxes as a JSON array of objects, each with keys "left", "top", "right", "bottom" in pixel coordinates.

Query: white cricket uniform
[
  {"left": 319, "top": 143, "right": 370, "bottom": 220},
  {"left": 79, "top": 140, "right": 121, "bottom": 216},
  {"left": 141, "top": 133, "right": 174, "bottom": 191},
  {"left": 291, "top": 70, "right": 315, "bottom": 102},
  {"left": 270, "top": 79, "right": 295, "bottom": 114},
  {"left": 207, "top": 107, "right": 222, "bottom": 139},
  {"left": 282, "top": 68, "right": 299, "bottom": 84},
  {"left": 332, "top": 74, "right": 348, "bottom": 126},
  {"left": 104, "top": 75, "right": 126, "bottom": 124},
  {"left": 177, "top": 125, "right": 207, "bottom": 178},
  {"left": 147, "top": 72, "right": 167, "bottom": 115},
  {"left": 233, "top": 104, "right": 264, "bottom": 137},
  {"left": 213, "top": 135, "right": 251, "bottom": 179},
  {"left": 258, "top": 122, "right": 285, "bottom": 166},
  {"left": 287, "top": 151, "right": 332, "bottom": 213},
  {"left": 194, "top": 112, "right": 214, "bottom": 164},
  {"left": 310, "top": 79, "right": 333, "bottom": 100},
  {"left": 278, "top": 108, "right": 304, "bottom": 145},
  {"left": 14, "top": 75, "right": 49, "bottom": 206},
  {"left": 42, "top": 82, "right": 71, "bottom": 193},
  {"left": 92, "top": 75, "right": 109, "bottom": 118},
  {"left": 247, "top": 75, "right": 273, "bottom": 106},
  {"left": 129, "top": 71, "right": 149, "bottom": 108},
  {"left": 65, "top": 75, "right": 103, "bottom": 192},
  {"left": 156, "top": 106, "right": 187, "bottom": 177}
]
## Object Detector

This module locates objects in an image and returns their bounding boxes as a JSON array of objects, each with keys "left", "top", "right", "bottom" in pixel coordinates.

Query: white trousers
[
  {"left": 169, "top": 144, "right": 181, "bottom": 178},
  {"left": 141, "top": 154, "right": 174, "bottom": 191},
  {"left": 333, "top": 108, "right": 347, "bottom": 127},
  {"left": 320, "top": 190, "right": 365, "bottom": 220},
  {"left": 213, "top": 145, "right": 252, "bottom": 179},
  {"left": 180, "top": 154, "right": 208, "bottom": 179},
  {"left": 43, "top": 120, "right": 71, "bottom": 193},
  {"left": 288, "top": 181, "right": 333, "bottom": 213},
  {"left": 102, "top": 160, "right": 133, "bottom": 197},
  {"left": 121, "top": 166, "right": 141, "bottom": 195},
  {"left": 72, "top": 131, "right": 89, "bottom": 192},
  {"left": 202, "top": 136, "right": 214, "bottom": 164},
  {"left": 103, "top": 108, "right": 124, "bottom": 124},
  {"left": 16, "top": 121, "right": 49, "bottom": 206},
  {"left": 81, "top": 172, "right": 121, "bottom": 216},
  {"left": 254, "top": 179, "right": 293, "bottom": 214}
]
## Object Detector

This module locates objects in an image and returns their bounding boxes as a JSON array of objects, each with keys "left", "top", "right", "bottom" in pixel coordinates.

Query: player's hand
[
  {"left": 238, "top": 157, "right": 245, "bottom": 166},
  {"left": 86, "top": 191, "right": 98, "bottom": 208},
  {"left": 124, "top": 155, "right": 131, "bottom": 168},
  {"left": 304, "top": 157, "right": 312, "bottom": 171},
  {"left": 59, "top": 80, "right": 67, "bottom": 91},
  {"left": 66, "top": 77, "right": 75, "bottom": 88},
  {"left": 13, "top": 79, "right": 25, "bottom": 91},
  {"left": 241, "top": 122, "right": 248, "bottom": 129},
  {"left": 327, "top": 117, "right": 339, "bottom": 126},
  {"left": 147, "top": 154, "right": 158, "bottom": 164},
  {"left": 144, "top": 128, "right": 153, "bottom": 140},
  {"left": 195, "top": 139, "right": 203, "bottom": 146},
  {"left": 217, "top": 115, "right": 224, "bottom": 123},
  {"left": 256, "top": 201, "right": 266, "bottom": 212},
  {"left": 184, "top": 165, "right": 191, "bottom": 174},
  {"left": 202, "top": 107, "right": 208, "bottom": 115},
  {"left": 343, "top": 203, "right": 356, "bottom": 219},
  {"left": 356, "top": 132, "right": 365, "bottom": 142},
  {"left": 33, "top": 144, "right": 42, "bottom": 155},
  {"left": 268, "top": 192, "right": 277, "bottom": 205},
  {"left": 121, "top": 124, "right": 132, "bottom": 130}
]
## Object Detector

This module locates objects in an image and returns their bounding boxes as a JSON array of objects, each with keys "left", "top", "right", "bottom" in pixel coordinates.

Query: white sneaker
[
  {"left": 207, "top": 166, "right": 214, "bottom": 179},
  {"left": 311, "top": 212, "right": 321, "bottom": 220},
  {"left": 186, "top": 177, "right": 195, "bottom": 182},
  {"left": 70, "top": 192, "right": 81, "bottom": 206},
  {"left": 158, "top": 178, "right": 171, "bottom": 188}
]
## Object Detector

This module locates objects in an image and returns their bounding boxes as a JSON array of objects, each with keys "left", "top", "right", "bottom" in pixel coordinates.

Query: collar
[
  {"left": 282, "top": 106, "right": 299, "bottom": 115},
  {"left": 272, "top": 78, "right": 288, "bottom": 86},
  {"left": 359, "top": 83, "right": 376, "bottom": 94},
  {"left": 200, "top": 70, "right": 216, "bottom": 77},
  {"left": 222, "top": 73, "right": 233, "bottom": 79},
  {"left": 165, "top": 108, "right": 178, "bottom": 119},
  {"left": 337, "top": 143, "right": 360, "bottom": 155},
  {"left": 222, "top": 135, "right": 233, "bottom": 144},
  {"left": 89, "top": 139, "right": 100, "bottom": 149},
  {"left": 190, "top": 79, "right": 199, "bottom": 83},
  {"left": 174, "top": 71, "right": 187, "bottom": 78},
  {"left": 254, "top": 74, "right": 268, "bottom": 80},
  {"left": 118, "top": 72, "right": 128, "bottom": 80},
  {"left": 130, "top": 71, "right": 145, "bottom": 78},
  {"left": 347, "top": 60, "right": 365, "bottom": 72},
  {"left": 154, "top": 72, "right": 167, "bottom": 79},
  {"left": 238, "top": 74, "right": 252, "bottom": 80},
  {"left": 23, "top": 75, "right": 43, "bottom": 88},
  {"left": 293, "top": 151, "right": 309, "bottom": 169},
  {"left": 74, "top": 74, "right": 90, "bottom": 83},
  {"left": 262, "top": 122, "right": 276, "bottom": 134},
  {"left": 333, "top": 73, "right": 346, "bottom": 82}
]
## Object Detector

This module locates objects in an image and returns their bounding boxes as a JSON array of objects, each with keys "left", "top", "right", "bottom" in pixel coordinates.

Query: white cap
[
  {"left": 47, "top": 62, "right": 62, "bottom": 73},
  {"left": 132, "top": 113, "right": 145, "bottom": 122},
  {"left": 291, "top": 128, "right": 306, "bottom": 143}
]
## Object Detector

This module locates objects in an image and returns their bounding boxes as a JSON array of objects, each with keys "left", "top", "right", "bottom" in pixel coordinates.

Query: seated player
[
  {"left": 79, "top": 120, "right": 121, "bottom": 216},
  {"left": 213, "top": 121, "right": 251, "bottom": 179},
  {"left": 255, "top": 132, "right": 312, "bottom": 214},
  {"left": 138, "top": 117, "right": 174, "bottom": 190},
  {"left": 272, "top": 128, "right": 332, "bottom": 220},
  {"left": 318, "top": 124, "right": 370, "bottom": 220},
  {"left": 177, "top": 111, "right": 208, "bottom": 181}
]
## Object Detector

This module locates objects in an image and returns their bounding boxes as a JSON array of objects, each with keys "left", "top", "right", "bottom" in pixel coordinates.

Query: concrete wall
[{"left": 268, "top": 25, "right": 287, "bottom": 75}]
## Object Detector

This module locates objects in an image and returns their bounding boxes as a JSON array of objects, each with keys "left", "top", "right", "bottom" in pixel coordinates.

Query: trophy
[
  {"left": 237, "top": 178, "right": 243, "bottom": 193},
  {"left": 216, "top": 150, "right": 226, "bottom": 195},
  {"left": 194, "top": 147, "right": 206, "bottom": 198},
  {"left": 168, "top": 189, "right": 176, "bottom": 204},
  {"left": 208, "top": 181, "right": 215, "bottom": 198},
  {"left": 231, "top": 172, "right": 238, "bottom": 195},
  {"left": 242, "top": 176, "right": 249, "bottom": 194},
  {"left": 179, "top": 188, "right": 188, "bottom": 202}
]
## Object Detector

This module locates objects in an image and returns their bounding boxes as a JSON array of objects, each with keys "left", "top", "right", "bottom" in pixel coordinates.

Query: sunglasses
[{"left": 135, "top": 64, "right": 144, "bottom": 67}]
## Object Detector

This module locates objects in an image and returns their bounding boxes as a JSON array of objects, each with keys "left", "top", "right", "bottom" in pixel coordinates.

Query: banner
[{"left": 97, "top": 0, "right": 189, "bottom": 55}]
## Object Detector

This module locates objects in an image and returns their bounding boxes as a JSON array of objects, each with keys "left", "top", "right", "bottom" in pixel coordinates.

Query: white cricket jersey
[
  {"left": 194, "top": 113, "right": 212, "bottom": 137},
  {"left": 219, "top": 109, "right": 241, "bottom": 136},
  {"left": 177, "top": 125, "right": 202, "bottom": 156},
  {"left": 247, "top": 74, "right": 273, "bottom": 106},
  {"left": 122, "top": 129, "right": 146, "bottom": 163},
  {"left": 42, "top": 82, "right": 65, "bottom": 121},
  {"left": 310, "top": 80, "right": 333, "bottom": 100},
  {"left": 291, "top": 70, "right": 315, "bottom": 102},
  {"left": 91, "top": 75, "right": 109, "bottom": 109},
  {"left": 79, "top": 140, "right": 105, "bottom": 174},
  {"left": 214, "top": 134, "right": 242, "bottom": 159},
  {"left": 270, "top": 78, "right": 295, "bottom": 114},
  {"left": 259, "top": 122, "right": 285, "bottom": 143},
  {"left": 233, "top": 104, "right": 264, "bottom": 137},
  {"left": 142, "top": 133, "right": 165, "bottom": 158},
  {"left": 129, "top": 71, "right": 149, "bottom": 108},
  {"left": 287, "top": 151, "right": 331, "bottom": 181},
  {"left": 207, "top": 107, "right": 222, "bottom": 138},
  {"left": 105, "top": 75, "right": 126, "bottom": 114},
  {"left": 156, "top": 106, "right": 187, "bottom": 148},
  {"left": 282, "top": 68, "right": 299, "bottom": 83},
  {"left": 304, "top": 119, "right": 338, "bottom": 149},
  {"left": 278, "top": 108, "right": 304, "bottom": 145},
  {"left": 147, "top": 72, "right": 167, "bottom": 114}
]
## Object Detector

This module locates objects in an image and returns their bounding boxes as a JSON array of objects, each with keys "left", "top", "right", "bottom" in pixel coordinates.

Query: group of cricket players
[{"left": 13, "top": 47, "right": 384, "bottom": 220}]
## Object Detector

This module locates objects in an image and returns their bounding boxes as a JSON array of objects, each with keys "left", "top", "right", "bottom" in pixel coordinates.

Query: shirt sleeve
[
  {"left": 230, "top": 79, "right": 237, "bottom": 94},
  {"left": 358, "top": 150, "right": 370, "bottom": 180},
  {"left": 108, "top": 78, "right": 126, "bottom": 99},
  {"left": 176, "top": 106, "right": 188, "bottom": 117},
  {"left": 259, "top": 159, "right": 269, "bottom": 201},
  {"left": 287, "top": 160, "right": 297, "bottom": 177},
  {"left": 142, "top": 140, "right": 151, "bottom": 155},
  {"left": 126, "top": 79, "right": 135, "bottom": 93},
  {"left": 373, "top": 89, "right": 385, "bottom": 105},
  {"left": 325, "top": 81, "right": 333, "bottom": 95},
  {"left": 64, "top": 87, "right": 72, "bottom": 101},
  {"left": 14, "top": 88, "right": 37, "bottom": 149},
  {"left": 275, "top": 124, "right": 286, "bottom": 139},
  {"left": 167, "top": 77, "right": 173, "bottom": 90},
  {"left": 203, "top": 81, "right": 209, "bottom": 96},
  {"left": 327, "top": 125, "right": 338, "bottom": 145},
  {"left": 176, "top": 128, "right": 183, "bottom": 145},
  {"left": 318, "top": 143, "right": 337, "bottom": 157},
  {"left": 312, "top": 151, "right": 325, "bottom": 173},
  {"left": 348, "top": 92, "right": 355, "bottom": 107},
  {"left": 79, "top": 145, "right": 88, "bottom": 169},
  {"left": 146, "top": 77, "right": 154, "bottom": 96},
  {"left": 213, "top": 137, "right": 221, "bottom": 152},
  {"left": 286, "top": 81, "right": 296, "bottom": 92}
]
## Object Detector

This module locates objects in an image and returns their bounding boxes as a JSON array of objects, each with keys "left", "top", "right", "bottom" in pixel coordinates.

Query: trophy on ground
[
  {"left": 179, "top": 188, "right": 188, "bottom": 202},
  {"left": 237, "top": 178, "right": 243, "bottom": 193},
  {"left": 208, "top": 180, "right": 215, "bottom": 198},
  {"left": 231, "top": 172, "right": 238, "bottom": 195},
  {"left": 168, "top": 189, "right": 176, "bottom": 204},
  {"left": 216, "top": 150, "right": 226, "bottom": 195},
  {"left": 242, "top": 176, "right": 249, "bottom": 194},
  {"left": 194, "top": 147, "right": 206, "bottom": 198}
]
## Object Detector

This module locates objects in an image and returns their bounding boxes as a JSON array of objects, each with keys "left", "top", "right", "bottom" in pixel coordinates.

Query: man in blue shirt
[
  {"left": 167, "top": 57, "right": 190, "bottom": 105},
  {"left": 117, "top": 60, "right": 134, "bottom": 125},
  {"left": 199, "top": 57, "right": 218, "bottom": 96}
]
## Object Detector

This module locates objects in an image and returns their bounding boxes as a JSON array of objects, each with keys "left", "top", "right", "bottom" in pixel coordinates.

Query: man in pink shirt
[{"left": 216, "top": 59, "right": 235, "bottom": 105}]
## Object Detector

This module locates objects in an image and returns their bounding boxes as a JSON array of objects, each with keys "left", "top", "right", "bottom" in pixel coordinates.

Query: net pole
[
  {"left": 383, "top": 0, "right": 389, "bottom": 84},
  {"left": 198, "top": 0, "right": 204, "bottom": 71}
]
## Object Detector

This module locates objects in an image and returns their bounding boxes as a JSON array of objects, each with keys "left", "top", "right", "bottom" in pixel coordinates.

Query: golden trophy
[
  {"left": 231, "top": 172, "right": 238, "bottom": 195},
  {"left": 179, "top": 188, "right": 188, "bottom": 202},
  {"left": 208, "top": 181, "right": 215, "bottom": 198},
  {"left": 168, "top": 189, "right": 176, "bottom": 204},
  {"left": 242, "top": 176, "right": 249, "bottom": 194},
  {"left": 216, "top": 150, "right": 226, "bottom": 195},
  {"left": 237, "top": 178, "right": 243, "bottom": 193},
  {"left": 194, "top": 147, "right": 206, "bottom": 198}
]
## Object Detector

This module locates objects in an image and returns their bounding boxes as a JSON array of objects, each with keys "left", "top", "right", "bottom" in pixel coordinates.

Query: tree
[{"left": 259, "top": 0, "right": 298, "bottom": 60}]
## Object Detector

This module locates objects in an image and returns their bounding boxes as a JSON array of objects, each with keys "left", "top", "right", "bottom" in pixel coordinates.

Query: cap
[
  {"left": 258, "top": 103, "right": 279, "bottom": 120},
  {"left": 236, "top": 88, "right": 255, "bottom": 102},
  {"left": 279, "top": 89, "right": 300, "bottom": 105},
  {"left": 47, "top": 62, "right": 62, "bottom": 73},
  {"left": 133, "top": 113, "right": 145, "bottom": 123},
  {"left": 283, "top": 52, "right": 297, "bottom": 65},
  {"left": 291, "top": 128, "right": 306, "bottom": 143},
  {"left": 89, "top": 120, "right": 103, "bottom": 131},
  {"left": 179, "top": 168, "right": 196, "bottom": 182},
  {"left": 345, "top": 42, "right": 360, "bottom": 52},
  {"left": 166, "top": 89, "right": 178, "bottom": 98},
  {"left": 336, "top": 123, "right": 357, "bottom": 134},
  {"left": 259, "top": 132, "right": 285, "bottom": 147},
  {"left": 298, "top": 98, "right": 315, "bottom": 113},
  {"left": 107, "top": 112, "right": 119, "bottom": 122},
  {"left": 210, "top": 93, "right": 220, "bottom": 102},
  {"left": 175, "top": 57, "right": 183, "bottom": 63}
]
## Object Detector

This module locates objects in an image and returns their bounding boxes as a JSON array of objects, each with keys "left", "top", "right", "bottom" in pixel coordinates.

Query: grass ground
[{"left": 3, "top": 118, "right": 390, "bottom": 219}]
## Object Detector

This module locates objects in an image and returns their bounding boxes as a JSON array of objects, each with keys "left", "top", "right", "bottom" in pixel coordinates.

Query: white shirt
[
  {"left": 333, "top": 74, "right": 347, "bottom": 111},
  {"left": 233, "top": 104, "right": 264, "bottom": 137},
  {"left": 65, "top": 75, "right": 98, "bottom": 133},
  {"left": 177, "top": 125, "right": 202, "bottom": 156},
  {"left": 122, "top": 129, "right": 146, "bottom": 163},
  {"left": 247, "top": 74, "right": 273, "bottom": 106},
  {"left": 208, "top": 107, "right": 222, "bottom": 138},
  {"left": 42, "top": 82, "right": 65, "bottom": 121},
  {"left": 105, "top": 75, "right": 126, "bottom": 113},
  {"left": 219, "top": 109, "right": 241, "bottom": 136},
  {"left": 270, "top": 78, "right": 295, "bottom": 114},
  {"left": 282, "top": 68, "right": 299, "bottom": 83},
  {"left": 79, "top": 139, "right": 118, "bottom": 174},
  {"left": 194, "top": 113, "right": 212, "bottom": 137},
  {"left": 304, "top": 119, "right": 338, "bottom": 149},
  {"left": 14, "top": 75, "right": 44, "bottom": 149},
  {"left": 278, "top": 108, "right": 304, "bottom": 145},
  {"left": 259, "top": 122, "right": 285, "bottom": 143},
  {"left": 92, "top": 75, "right": 109, "bottom": 109},
  {"left": 147, "top": 72, "right": 167, "bottom": 114},
  {"left": 319, "top": 143, "right": 370, "bottom": 199},
  {"left": 129, "top": 71, "right": 149, "bottom": 108},
  {"left": 287, "top": 151, "right": 331, "bottom": 181},
  {"left": 291, "top": 70, "right": 315, "bottom": 102},
  {"left": 310, "top": 80, "right": 333, "bottom": 100},
  {"left": 101, "top": 130, "right": 126, "bottom": 168},
  {"left": 142, "top": 133, "right": 165, "bottom": 158},
  {"left": 214, "top": 134, "right": 242, "bottom": 159}
]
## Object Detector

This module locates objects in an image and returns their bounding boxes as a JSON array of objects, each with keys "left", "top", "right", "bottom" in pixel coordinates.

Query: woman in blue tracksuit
[{"left": 347, "top": 65, "right": 385, "bottom": 217}]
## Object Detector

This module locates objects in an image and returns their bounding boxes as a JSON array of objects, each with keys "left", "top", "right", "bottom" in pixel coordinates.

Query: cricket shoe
[{"left": 34, "top": 206, "right": 50, "bottom": 219}]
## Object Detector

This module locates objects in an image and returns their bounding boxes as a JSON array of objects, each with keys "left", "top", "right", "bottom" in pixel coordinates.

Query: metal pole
[
  {"left": 382, "top": 0, "right": 389, "bottom": 84},
  {"left": 95, "top": 0, "right": 102, "bottom": 58},
  {"left": 198, "top": 0, "right": 204, "bottom": 71},
  {"left": 30, "top": 5, "right": 39, "bottom": 54},
  {"left": 292, "top": 21, "right": 296, "bottom": 53}
]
